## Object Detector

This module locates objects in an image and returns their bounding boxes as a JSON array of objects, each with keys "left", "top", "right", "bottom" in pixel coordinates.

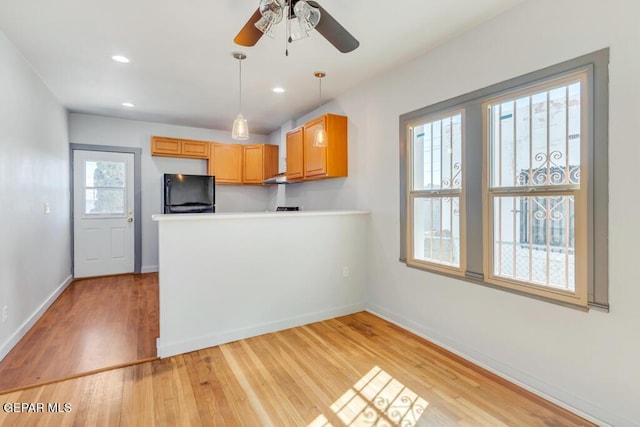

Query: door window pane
[
  {"left": 85, "top": 161, "right": 125, "bottom": 187},
  {"left": 85, "top": 188, "right": 125, "bottom": 214},
  {"left": 84, "top": 160, "right": 126, "bottom": 215}
]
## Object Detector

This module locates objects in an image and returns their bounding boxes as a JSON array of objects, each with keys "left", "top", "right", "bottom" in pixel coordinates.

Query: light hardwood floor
[
  {"left": 0, "top": 274, "right": 158, "bottom": 393},
  {"left": 0, "top": 311, "right": 593, "bottom": 426}
]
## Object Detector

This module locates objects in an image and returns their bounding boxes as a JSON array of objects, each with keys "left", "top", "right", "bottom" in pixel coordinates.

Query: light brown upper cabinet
[
  {"left": 181, "top": 140, "right": 209, "bottom": 158},
  {"left": 286, "top": 127, "right": 304, "bottom": 181},
  {"left": 242, "top": 144, "right": 279, "bottom": 184},
  {"left": 208, "top": 143, "right": 243, "bottom": 184},
  {"left": 299, "top": 113, "right": 348, "bottom": 180},
  {"left": 151, "top": 136, "right": 209, "bottom": 159}
]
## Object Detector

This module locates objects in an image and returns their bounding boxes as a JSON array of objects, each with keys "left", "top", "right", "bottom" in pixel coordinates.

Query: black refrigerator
[{"left": 163, "top": 174, "right": 215, "bottom": 214}]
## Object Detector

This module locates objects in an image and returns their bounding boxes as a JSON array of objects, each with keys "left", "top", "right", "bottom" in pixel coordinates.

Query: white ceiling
[{"left": 0, "top": 0, "right": 523, "bottom": 135}]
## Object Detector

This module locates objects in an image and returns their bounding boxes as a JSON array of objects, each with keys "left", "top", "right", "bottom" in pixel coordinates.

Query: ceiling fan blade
[
  {"left": 307, "top": 1, "right": 359, "bottom": 53},
  {"left": 234, "top": 8, "right": 264, "bottom": 47}
]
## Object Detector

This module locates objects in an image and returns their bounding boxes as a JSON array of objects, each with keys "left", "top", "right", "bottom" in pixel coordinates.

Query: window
[
  {"left": 399, "top": 49, "right": 609, "bottom": 310},
  {"left": 483, "top": 72, "right": 587, "bottom": 305},
  {"left": 408, "top": 111, "right": 465, "bottom": 274}
]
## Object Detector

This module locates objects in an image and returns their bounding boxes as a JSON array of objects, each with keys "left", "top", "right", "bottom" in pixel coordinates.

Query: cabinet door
[
  {"left": 181, "top": 140, "right": 209, "bottom": 158},
  {"left": 208, "top": 143, "right": 242, "bottom": 184},
  {"left": 263, "top": 144, "right": 279, "bottom": 182},
  {"left": 151, "top": 136, "right": 181, "bottom": 156},
  {"left": 286, "top": 127, "right": 304, "bottom": 180},
  {"left": 303, "top": 116, "right": 328, "bottom": 178},
  {"left": 242, "top": 145, "right": 264, "bottom": 184}
]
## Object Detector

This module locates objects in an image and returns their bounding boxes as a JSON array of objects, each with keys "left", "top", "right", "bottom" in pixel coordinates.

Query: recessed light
[
  {"left": 122, "top": 102, "right": 135, "bottom": 108},
  {"left": 112, "top": 55, "right": 130, "bottom": 63},
  {"left": 272, "top": 87, "right": 285, "bottom": 93}
]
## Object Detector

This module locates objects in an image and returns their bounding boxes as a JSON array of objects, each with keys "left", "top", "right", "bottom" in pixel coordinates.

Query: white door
[{"left": 73, "top": 150, "right": 135, "bottom": 278}]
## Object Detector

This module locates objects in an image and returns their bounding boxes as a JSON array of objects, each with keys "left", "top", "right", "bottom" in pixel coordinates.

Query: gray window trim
[{"left": 399, "top": 48, "right": 609, "bottom": 311}]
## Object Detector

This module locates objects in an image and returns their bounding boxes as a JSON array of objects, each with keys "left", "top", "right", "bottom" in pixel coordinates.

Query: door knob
[{"left": 127, "top": 217, "right": 134, "bottom": 223}]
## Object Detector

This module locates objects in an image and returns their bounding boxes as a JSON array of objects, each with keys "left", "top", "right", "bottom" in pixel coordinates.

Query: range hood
[{"left": 262, "top": 173, "right": 300, "bottom": 185}]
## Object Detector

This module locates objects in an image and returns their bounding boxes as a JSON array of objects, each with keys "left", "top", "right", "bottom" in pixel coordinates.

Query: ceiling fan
[{"left": 234, "top": 0, "right": 359, "bottom": 54}]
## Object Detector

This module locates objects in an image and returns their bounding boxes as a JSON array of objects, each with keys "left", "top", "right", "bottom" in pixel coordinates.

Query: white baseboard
[
  {"left": 0, "top": 274, "right": 73, "bottom": 362},
  {"left": 158, "top": 303, "right": 365, "bottom": 358},
  {"left": 365, "top": 304, "right": 615, "bottom": 427},
  {"left": 141, "top": 265, "right": 159, "bottom": 273}
]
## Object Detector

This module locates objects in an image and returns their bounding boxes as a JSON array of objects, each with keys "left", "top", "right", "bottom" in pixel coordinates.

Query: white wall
[
  {"left": 0, "top": 30, "right": 71, "bottom": 360},
  {"left": 69, "top": 114, "right": 272, "bottom": 272},
  {"left": 155, "top": 211, "right": 369, "bottom": 358},
  {"left": 281, "top": 0, "right": 635, "bottom": 424}
]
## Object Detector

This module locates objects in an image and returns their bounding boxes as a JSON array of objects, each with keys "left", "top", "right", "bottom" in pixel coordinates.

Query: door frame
[{"left": 70, "top": 144, "right": 142, "bottom": 275}]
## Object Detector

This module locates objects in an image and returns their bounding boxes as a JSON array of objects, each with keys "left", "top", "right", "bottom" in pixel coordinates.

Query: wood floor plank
[
  {"left": 122, "top": 361, "right": 155, "bottom": 427},
  {"left": 171, "top": 356, "right": 203, "bottom": 427},
  {"left": 182, "top": 352, "right": 227, "bottom": 426},
  {"left": 0, "top": 273, "right": 159, "bottom": 393},
  {"left": 220, "top": 343, "right": 277, "bottom": 427}
]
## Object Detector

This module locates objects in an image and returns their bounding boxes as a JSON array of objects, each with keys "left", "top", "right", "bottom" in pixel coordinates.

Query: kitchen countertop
[{"left": 152, "top": 210, "right": 370, "bottom": 221}]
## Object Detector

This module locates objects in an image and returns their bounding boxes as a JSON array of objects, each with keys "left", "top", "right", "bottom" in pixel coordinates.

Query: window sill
[{"left": 401, "top": 258, "right": 600, "bottom": 312}]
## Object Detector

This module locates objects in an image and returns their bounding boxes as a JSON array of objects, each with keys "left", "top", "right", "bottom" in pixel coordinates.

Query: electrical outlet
[
  {"left": 2, "top": 306, "right": 7, "bottom": 323},
  {"left": 44, "top": 202, "right": 51, "bottom": 214},
  {"left": 342, "top": 266, "right": 349, "bottom": 277}
]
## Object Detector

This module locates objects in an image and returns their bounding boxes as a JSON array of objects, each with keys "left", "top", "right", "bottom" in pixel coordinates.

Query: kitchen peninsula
[{"left": 152, "top": 210, "right": 370, "bottom": 358}]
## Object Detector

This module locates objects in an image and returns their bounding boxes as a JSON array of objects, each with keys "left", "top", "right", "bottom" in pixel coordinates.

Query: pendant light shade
[
  {"left": 254, "top": 16, "right": 277, "bottom": 38},
  {"left": 294, "top": 1, "right": 320, "bottom": 32},
  {"left": 232, "top": 52, "right": 249, "bottom": 140},
  {"left": 232, "top": 114, "right": 249, "bottom": 140},
  {"left": 288, "top": 16, "right": 309, "bottom": 41},
  {"left": 313, "top": 71, "right": 328, "bottom": 147}
]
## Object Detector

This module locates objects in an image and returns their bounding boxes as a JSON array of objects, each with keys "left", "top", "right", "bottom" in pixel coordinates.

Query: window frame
[
  {"left": 406, "top": 109, "right": 467, "bottom": 276},
  {"left": 481, "top": 71, "right": 589, "bottom": 306},
  {"left": 398, "top": 49, "right": 609, "bottom": 311}
]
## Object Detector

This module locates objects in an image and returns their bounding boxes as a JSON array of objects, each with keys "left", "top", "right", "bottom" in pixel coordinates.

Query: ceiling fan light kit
[
  {"left": 253, "top": 0, "right": 320, "bottom": 41},
  {"left": 235, "top": 0, "right": 359, "bottom": 53}
]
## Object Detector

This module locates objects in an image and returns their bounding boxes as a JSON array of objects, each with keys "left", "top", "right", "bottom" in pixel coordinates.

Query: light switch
[{"left": 44, "top": 202, "right": 51, "bottom": 214}]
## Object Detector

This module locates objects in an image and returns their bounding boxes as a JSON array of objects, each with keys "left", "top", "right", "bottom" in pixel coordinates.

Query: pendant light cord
[
  {"left": 238, "top": 57, "right": 242, "bottom": 113},
  {"left": 315, "top": 71, "right": 325, "bottom": 108},
  {"left": 285, "top": 0, "right": 290, "bottom": 56}
]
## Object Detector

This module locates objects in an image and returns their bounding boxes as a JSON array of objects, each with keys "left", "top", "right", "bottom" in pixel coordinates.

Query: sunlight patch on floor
[{"left": 309, "top": 366, "right": 428, "bottom": 426}]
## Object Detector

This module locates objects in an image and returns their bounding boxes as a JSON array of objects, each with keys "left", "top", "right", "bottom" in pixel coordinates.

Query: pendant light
[
  {"left": 232, "top": 52, "right": 249, "bottom": 140},
  {"left": 313, "top": 71, "right": 328, "bottom": 147}
]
